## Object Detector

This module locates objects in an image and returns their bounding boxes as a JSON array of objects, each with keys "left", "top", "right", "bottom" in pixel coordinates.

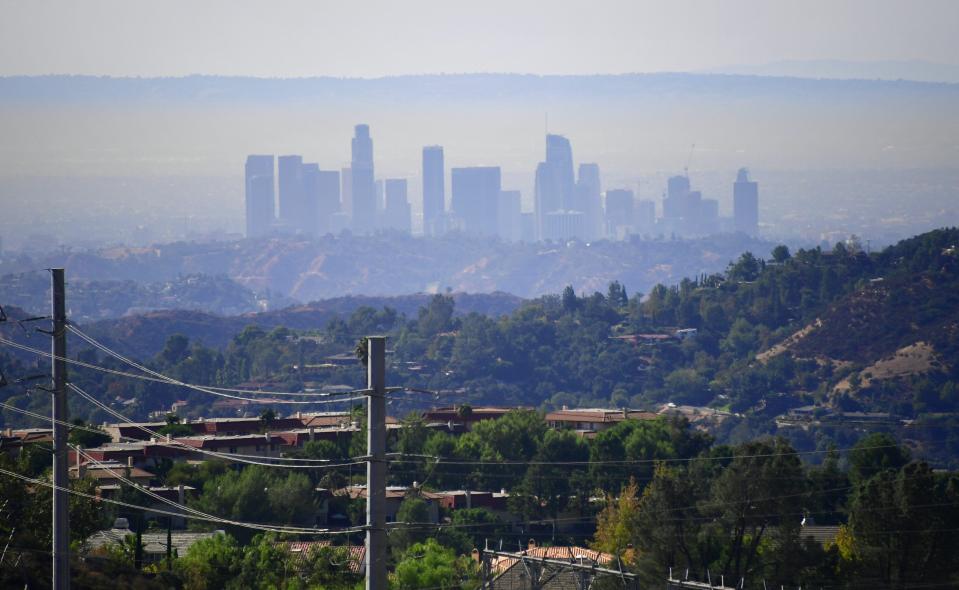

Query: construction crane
[{"left": 684, "top": 143, "right": 696, "bottom": 179}]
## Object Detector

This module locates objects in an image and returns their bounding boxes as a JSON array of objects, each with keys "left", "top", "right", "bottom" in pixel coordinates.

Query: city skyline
[{"left": 244, "top": 125, "right": 760, "bottom": 243}]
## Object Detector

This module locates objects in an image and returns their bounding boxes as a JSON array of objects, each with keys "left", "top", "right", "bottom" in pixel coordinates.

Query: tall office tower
[
  {"left": 340, "top": 167, "right": 352, "bottom": 218},
  {"left": 535, "top": 134, "right": 577, "bottom": 240},
  {"left": 244, "top": 155, "right": 275, "bottom": 238},
  {"left": 312, "top": 169, "right": 340, "bottom": 235},
  {"left": 534, "top": 162, "right": 559, "bottom": 239},
  {"left": 605, "top": 189, "right": 635, "bottom": 240},
  {"left": 350, "top": 124, "right": 376, "bottom": 234},
  {"left": 277, "top": 155, "right": 306, "bottom": 233},
  {"left": 451, "top": 166, "right": 501, "bottom": 236},
  {"left": 733, "top": 168, "right": 759, "bottom": 237},
  {"left": 422, "top": 146, "right": 445, "bottom": 236},
  {"left": 300, "top": 163, "right": 322, "bottom": 236},
  {"left": 383, "top": 179, "right": 412, "bottom": 234},
  {"left": 635, "top": 199, "right": 656, "bottom": 234},
  {"left": 546, "top": 134, "right": 575, "bottom": 207},
  {"left": 576, "top": 163, "right": 603, "bottom": 239},
  {"left": 663, "top": 175, "right": 690, "bottom": 220},
  {"left": 497, "top": 190, "right": 522, "bottom": 242}
]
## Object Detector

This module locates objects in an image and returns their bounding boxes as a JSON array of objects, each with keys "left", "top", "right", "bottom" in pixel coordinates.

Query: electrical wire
[
  {"left": 383, "top": 440, "right": 915, "bottom": 466},
  {"left": 67, "top": 324, "right": 371, "bottom": 398},
  {"left": 0, "top": 465, "right": 362, "bottom": 536},
  {"left": 69, "top": 383, "right": 366, "bottom": 469},
  {"left": 70, "top": 445, "right": 363, "bottom": 536},
  {"left": 0, "top": 335, "right": 368, "bottom": 404},
  {"left": 0, "top": 402, "right": 112, "bottom": 437}
]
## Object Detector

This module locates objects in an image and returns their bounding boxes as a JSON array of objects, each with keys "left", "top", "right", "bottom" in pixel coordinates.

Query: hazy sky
[{"left": 1, "top": 0, "right": 957, "bottom": 77}]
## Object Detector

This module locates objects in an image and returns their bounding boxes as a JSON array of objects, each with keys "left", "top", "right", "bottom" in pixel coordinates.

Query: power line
[
  {"left": 67, "top": 324, "right": 370, "bottom": 398},
  {"left": 68, "top": 383, "right": 366, "bottom": 469},
  {"left": 384, "top": 441, "right": 915, "bottom": 466},
  {"left": 69, "top": 445, "right": 363, "bottom": 536},
  {"left": 0, "top": 335, "right": 368, "bottom": 404},
  {"left": 0, "top": 465, "right": 362, "bottom": 536},
  {"left": 0, "top": 402, "right": 112, "bottom": 438}
]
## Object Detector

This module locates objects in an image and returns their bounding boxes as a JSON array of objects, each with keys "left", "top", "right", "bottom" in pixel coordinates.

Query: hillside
[
  {"left": 0, "top": 233, "right": 771, "bottom": 304},
  {"left": 3, "top": 229, "right": 958, "bottom": 465},
  {"left": 78, "top": 291, "right": 524, "bottom": 357}
]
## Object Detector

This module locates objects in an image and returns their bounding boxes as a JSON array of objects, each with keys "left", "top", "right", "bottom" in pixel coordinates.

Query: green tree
[
  {"left": 418, "top": 294, "right": 456, "bottom": 336},
  {"left": 849, "top": 461, "right": 959, "bottom": 585},
  {"left": 390, "top": 495, "right": 431, "bottom": 555},
  {"left": 68, "top": 419, "right": 111, "bottom": 448},
  {"left": 848, "top": 432, "right": 910, "bottom": 483},
  {"left": 391, "top": 538, "right": 479, "bottom": 590},
  {"left": 771, "top": 245, "right": 791, "bottom": 263},
  {"left": 174, "top": 532, "right": 243, "bottom": 590}
]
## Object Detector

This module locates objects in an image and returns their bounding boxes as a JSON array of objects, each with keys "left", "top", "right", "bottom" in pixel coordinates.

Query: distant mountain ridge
[
  {"left": 1, "top": 71, "right": 956, "bottom": 106},
  {"left": 704, "top": 59, "right": 959, "bottom": 84},
  {"left": 0, "top": 233, "right": 774, "bottom": 306}
]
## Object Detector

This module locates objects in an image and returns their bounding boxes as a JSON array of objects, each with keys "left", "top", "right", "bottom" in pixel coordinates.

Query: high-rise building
[
  {"left": 635, "top": 199, "right": 656, "bottom": 234},
  {"left": 733, "top": 168, "right": 759, "bottom": 237},
  {"left": 605, "top": 189, "right": 635, "bottom": 240},
  {"left": 663, "top": 175, "right": 689, "bottom": 221},
  {"left": 534, "top": 162, "right": 559, "bottom": 238},
  {"left": 422, "top": 146, "right": 445, "bottom": 236},
  {"left": 244, "top": 154, "right": 275, "bottom": 238},
  {"left": 340, "top": 167, "right": 352, "bottom": 218},
  {"left": 277, "top": 155, "right": 306, "bottom": 234},
  {"left": 576, "top": 163, "right": 603, "bottom": 240},
  {"left": 451, "top": 166, "right": 501, "bottom": 236},
  {"left": 383, "top": 179, "right": 411, "bottom": 234},
  {"left": 546, "top": 134, "right": 575, "bottom": 208},
  {"left": 535, "top": 134, "right": 578, "bottom": 240},
  {"left": 351, "top": 124, "right": 376, "bottom": 234},
  {"left": 300, "top": 163, "right": 322, "bottom": 236},
  {"left": 305, "top": 168, "right": 340, "bottom": 235},
  {"left": 497, "top": 190, "right": 522, "bottom": 242}
]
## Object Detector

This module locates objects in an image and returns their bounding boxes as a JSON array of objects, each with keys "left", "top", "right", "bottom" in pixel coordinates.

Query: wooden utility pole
[
  {"left": 365, "top": 336, "right": 387, "bottom": 590},
  {"left": 51, "top": 268, "right": 70, "bottom": 590}
]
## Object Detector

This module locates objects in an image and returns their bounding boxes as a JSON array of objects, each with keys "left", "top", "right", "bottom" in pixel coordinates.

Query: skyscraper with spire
[
  {"left": 535, "top": 134, "right": 578, "bottom": 240},
  {"left": 350, "top": 124, "right": 376, "bottom": 234}
]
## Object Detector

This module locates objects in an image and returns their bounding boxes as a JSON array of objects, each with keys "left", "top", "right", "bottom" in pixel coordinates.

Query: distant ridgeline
[
  {"left": 0, "top": 232, "right": 772, "bottom": 307},
  {"left": 1, "top": 228, "right": 958, "bottom": 465}
]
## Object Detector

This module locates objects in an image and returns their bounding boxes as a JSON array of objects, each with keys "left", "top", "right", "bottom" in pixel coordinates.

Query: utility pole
[
  {"left": 51, "top": 268, "right": 70, "bottom": 590},
  {"left": 365, "top": 336, "right": 387, "bottom": 590}
]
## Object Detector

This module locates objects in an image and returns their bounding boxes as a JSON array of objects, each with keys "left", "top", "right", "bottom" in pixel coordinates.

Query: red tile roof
[{"left": 283, "top": 541, "right": 366, "bottom": 573}]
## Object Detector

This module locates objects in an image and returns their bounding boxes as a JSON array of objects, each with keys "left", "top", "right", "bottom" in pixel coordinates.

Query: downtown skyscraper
[
  {"left": 422, "top": 146, "right": 445, "bottom": 236},
  {"left": 244, "top": 155, "right": 275, "bottom": 238},
  {"left": 351, "top": 124, "right": 376, "bottom": 235},
  {"left": 535, "top": 134, "right": 578, "bottom": 240},
  {"left": 451, "top": 166, "right": 501, "bottom": 237},
  {"left": 733, "top": 168, "right": 759, "bottom": 237},
  {"left": 278, "top": 155, "right": 310, "bottom": 234}
]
